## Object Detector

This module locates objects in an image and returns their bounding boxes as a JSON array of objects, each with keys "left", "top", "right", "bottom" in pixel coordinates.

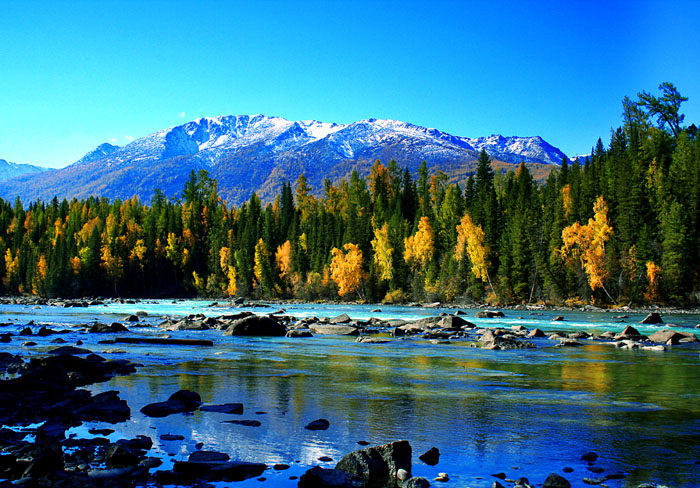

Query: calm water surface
[{"left": 2, "top": 300, "right": 699, "bottom": 487}]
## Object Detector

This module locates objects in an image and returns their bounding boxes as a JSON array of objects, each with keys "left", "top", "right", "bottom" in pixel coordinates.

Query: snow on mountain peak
[{"left": 73, "top": 114, "right": 566, "bottom": 172}]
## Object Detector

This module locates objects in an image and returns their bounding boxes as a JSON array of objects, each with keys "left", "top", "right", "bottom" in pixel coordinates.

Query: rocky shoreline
[{"left": 1, "top": 300, "right": 694, "bottom": 487}]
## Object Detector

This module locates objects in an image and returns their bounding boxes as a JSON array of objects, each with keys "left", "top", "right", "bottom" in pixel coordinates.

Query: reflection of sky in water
[{"left": 2, "top": 301, "right": 700, "bottom": 487}]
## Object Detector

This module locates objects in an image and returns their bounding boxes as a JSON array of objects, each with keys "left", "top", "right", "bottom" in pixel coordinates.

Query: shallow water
[{"left": 2, "top": 300, "right": 700, "bottom": 487}]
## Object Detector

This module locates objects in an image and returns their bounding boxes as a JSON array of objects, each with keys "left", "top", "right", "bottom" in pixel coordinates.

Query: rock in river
[
  {"left": 641, "top": 312, "right": 663, "bottom": 324},
  {"left": 140, "top": 390, "right": 202, "bottom": 417},
  {"left": 309, "top": 324, "right": 360, "bottom": 336},
  {"left": 305, "top": 418, "right": 330, "bottom": 431},
  {"left": 335, "top": 440, "right": 412, "bottom": 487},
  {"left": 223, "top": 315, "right": 287, "bottom": 336},
  {"left": 298, "top": 466, "right": 365, "bottom": 488},
  {"left": 418, "top": 446, "right": 440, "bottom": 465},
  {"left": 543, "top": 472, "right": 572, "bottom": 488}
]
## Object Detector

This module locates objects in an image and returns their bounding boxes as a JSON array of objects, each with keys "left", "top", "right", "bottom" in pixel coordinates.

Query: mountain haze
[
  {"left": 0, "top": 115, "right": 567, "bottom": 205},
  {"left": 0, "top": 159, "right": 48, "bottom": 182}
]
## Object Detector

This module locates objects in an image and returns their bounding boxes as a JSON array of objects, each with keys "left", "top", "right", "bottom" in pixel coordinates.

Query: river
[{"left": 2, "top": 300, "right": 699, "bottom": 487}]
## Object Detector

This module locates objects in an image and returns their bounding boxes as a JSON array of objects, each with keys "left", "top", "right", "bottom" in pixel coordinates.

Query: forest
[{"left": 0, "top": 83, "right": 698, "bottom": 306}]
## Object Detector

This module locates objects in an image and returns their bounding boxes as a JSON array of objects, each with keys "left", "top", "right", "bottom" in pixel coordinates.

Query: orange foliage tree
[
  {"left": 404, "top": 216, "right": 434, "bottom": 269},
  {"left": 455, "top": 212, "right": 495, "bottom": 295},
  {"left": 330, "top": 243, "right": 365, "bottom": 298},
  {"left": 371, "top": 223, "right": 393, "bottom": 282},
  {"left": 560, "top": 195, "right": 614, "bottom": 300}
]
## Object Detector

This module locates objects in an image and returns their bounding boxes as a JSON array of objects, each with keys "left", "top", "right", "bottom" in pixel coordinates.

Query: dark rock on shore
[
  {"left": 0, "top": 352, "right": 23, "bottom": 373},
  {"left": 140, "top": 389, "right": 202, "bottom": 417}
]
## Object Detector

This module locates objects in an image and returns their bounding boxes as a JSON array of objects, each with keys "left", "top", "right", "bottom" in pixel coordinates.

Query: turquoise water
[{"left": 2, "top": 300, "right": 700, "bottom": 487}]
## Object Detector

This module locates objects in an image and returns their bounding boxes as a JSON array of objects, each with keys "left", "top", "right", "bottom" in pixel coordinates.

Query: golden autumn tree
[
  {"left": 560, "top": 195, "right": 614, "bottom": 300},
  {"left": 561, "top": 184, "right": 573, "bottom": 218},
  {"left": 100, "top": 245, "right": 123, "bottom": 294},
  {"left": 275, "top": 240, "right": 292, "bottom": 281},
  {"left": 371, "top": 223, "right": 393, "bottom": 282},
  {"left": 3, "top": 249, "right": 19, "bottom": 291},
  {"left": 644, "top": 261, "right": 662, "bottom": 303},
  {"left": 219, "top": 246, "right": 237, "bottom": 296},
  {"left": 404, "top": 216, "right": 434, "bottom": 269},
  {"left": 455, "top": 212, "right": 495, "bottom": 295},
  {"left": 253, "top": 238, "right": 274, "bottom": 295},
  {"left": 330, "top": 243, "right": 365, "bottom": 298},
  {"left": 32, "top": 255, "right": 49, "bottom": 295}
]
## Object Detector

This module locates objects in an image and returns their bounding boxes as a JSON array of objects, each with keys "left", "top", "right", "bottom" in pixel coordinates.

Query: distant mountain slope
[
  {"left": 0, "top": 159, "right": 49, "bottom": 182},
  {"left": 0, "top": 115, "right": 566, "bottom": 205}
]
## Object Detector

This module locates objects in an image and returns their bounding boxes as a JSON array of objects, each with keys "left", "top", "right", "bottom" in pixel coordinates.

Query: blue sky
[{"left": 1, "top": 0, "right": 699, "bottom": 168}]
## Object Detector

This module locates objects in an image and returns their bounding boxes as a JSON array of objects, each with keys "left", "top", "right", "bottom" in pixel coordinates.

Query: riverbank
[
  {"left": 2, "top": 294, "right": 700, "bottom": 317},
  {"left": 1, "top": 300, "right": 698, "bottom": 487}
]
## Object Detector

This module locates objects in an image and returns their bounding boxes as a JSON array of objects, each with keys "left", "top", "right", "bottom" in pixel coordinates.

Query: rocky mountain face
[
  {"left": 0, "top": 159, "right": 48, "bottom": 183},
  {"left": 0, "top": 115, "right": 567, "bottom": 205}
]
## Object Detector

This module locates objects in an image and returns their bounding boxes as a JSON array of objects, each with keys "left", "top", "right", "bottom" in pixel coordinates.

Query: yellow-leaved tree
[
  {"left": 455, "top": 212, "right": 495, "bottom": 295},
  {"left": 371, "top": 223, "right": 393, "bottom": 282},
  {"left": 330, "top": 243, "right": 365, "bottom": 298},
  {"left": 644, "top": 261, "right": 662, "bottom": 303},
  {"left": 253, "top": 238, "right": 272, "bottom": 294},
  {"left": 560, "top": 195, "right": 614, "bottom": 300},
  {"left": 219, "top": 246, "right": 237, "bottom": 296},
  {"left": 275, "top": 240, "right": 292, "bottom": 281},
  {"left": 404, "top": 216, "right": 434, "bottom": 269}
]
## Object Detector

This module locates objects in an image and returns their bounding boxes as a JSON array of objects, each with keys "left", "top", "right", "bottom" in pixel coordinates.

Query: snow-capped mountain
[
  {"left": 0, "top": 159, "right": 48, "bottom": 182},
  {"left": 0, "top": 115, "right": 567, "bottom": 205},
  {"left": 76, "top": 142, "right": 120, "bottom": 164}
]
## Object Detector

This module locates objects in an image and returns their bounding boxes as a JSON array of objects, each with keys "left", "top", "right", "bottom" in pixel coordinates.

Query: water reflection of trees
[{"left": 99, "top": 338, "right": 700, "bottom": 486}]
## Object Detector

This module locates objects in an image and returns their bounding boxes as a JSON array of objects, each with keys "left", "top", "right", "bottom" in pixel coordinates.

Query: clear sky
[{"left": 1, "top": 0, "right": 699, "bottom": 168}]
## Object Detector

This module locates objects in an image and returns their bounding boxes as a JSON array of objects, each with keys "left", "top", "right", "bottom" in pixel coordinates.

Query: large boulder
[
  {"left": 476, "top": 310, "right": 505, "bottom": 318},
  {"left": 641, "top": 313, "right": 663, "bottom": 324},
  {"left": 543, "top": 473, "right": 571, "bottom": 488},
  {"left": 438, "top": 315, "right": 475, "bottom": 330},
  {"left": 418, "top": 447, "right": 440, "bottom": 466},
  {"left": 648, "top": 329, "right": 697, "bottom": 344},
  {"left": 223, "top": 315, "right": 287, "bottom": 336},
  {"left": 309, "top": 324, "right": 360, "bottom": 336},
  {"left": 335, "top": 440, "right": 412, "bottom": 487},
  {"left": 614, "top": 325, "right": 645, "bottom": 340},
  {"left": 330, "top": 313, "right": 352, "bottom": 324}
]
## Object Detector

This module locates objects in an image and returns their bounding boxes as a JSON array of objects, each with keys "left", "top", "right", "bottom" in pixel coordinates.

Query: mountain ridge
[
  {"left": 0, "top": 158, "right": 48, "bottom": 182},
  {"left": 0, "top": 115, "right": 567, "bottom": 205}
]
